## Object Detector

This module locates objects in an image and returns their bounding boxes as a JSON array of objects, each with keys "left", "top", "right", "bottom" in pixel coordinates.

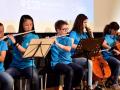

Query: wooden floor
[
  {"left": 46, "top": 86, "right": 113, "bottom": 90},
  {"left": 46, "top": 88, "right": 114, "bottom": 90},
  {"left": 45, "top": 79, "right": 120, "bottom": 90}
]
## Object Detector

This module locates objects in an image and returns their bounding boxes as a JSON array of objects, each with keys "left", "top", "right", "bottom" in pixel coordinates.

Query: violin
[
  {"left": 115, "top": 41, "right": 120, "bottom": 50},
  {"left": 114, "top": 41, "right": 120, "bottom": 60}
]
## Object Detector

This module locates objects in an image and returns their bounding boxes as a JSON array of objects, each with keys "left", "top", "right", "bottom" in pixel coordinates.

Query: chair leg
[
  {"left": 20, "top": 79, "right": 22, "bottom": 90},
  {"left": 19, "top": 78, "right": 28, "bottom": 90},
  {"left": 12, "top": 80, "right": 14, "bottom": 90},
  {"left": 24, "top": 79, "right": 28, "bottom": 90},
  {"left": 13, "top": 85, "right": 14, "bottom": 90},
  {"left": 44, "top": 73, "right": 47, "bottom": 90},
  {"left": 39, "top": 75, "right": 44, "bottom": 90},
  {"left": 41, "top": 76, "right": 43, "bottom": 90}
]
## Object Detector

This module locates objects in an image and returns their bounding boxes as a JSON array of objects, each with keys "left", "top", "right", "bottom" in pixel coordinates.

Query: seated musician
[
  {"left": 102, "top": 22, "right": 120, "bottom": 90},
  {"left": 51, "top": 20, "right": 83, "bottom": 90},
  {"left": 69, "top": 14, "right": 98, "bottom": 90},
  {"left": 6, "top": 15, "right": 40, "bottom": 90},
  {"left": 0, "top": 23, "right": 13, "bottom": 90}
]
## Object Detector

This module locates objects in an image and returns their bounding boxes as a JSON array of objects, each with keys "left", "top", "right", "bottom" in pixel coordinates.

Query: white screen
[{"left": 0, "top": 0, "right": 93, "bottom": 33}]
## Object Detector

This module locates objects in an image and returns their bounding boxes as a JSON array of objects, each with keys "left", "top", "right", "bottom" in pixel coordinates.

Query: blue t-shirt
[
  {"left": 0, "top": 40, "right": 8, "bottom": 72},
  {"left": 102, "top": 34, "right": 118, "bottom": 60},
  {"left": 8, "top": 33, "right": 39, "bottom": 69},
  {"left": 51, "top": 36, "right": 72, "bottom": 68},
  {"left": 69, "top": 30, "right": 88, "bottom": 55}
]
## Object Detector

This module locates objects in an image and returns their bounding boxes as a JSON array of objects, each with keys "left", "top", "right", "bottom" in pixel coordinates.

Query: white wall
[
  {"left": 0, "top": 0, "right": 93, "bottom": 33},
  {"left": 1, "top": 0, "right": 120, "bottom": 33},
  {"left": 94, "top": 0, "right": 120, "bottom": 32}
]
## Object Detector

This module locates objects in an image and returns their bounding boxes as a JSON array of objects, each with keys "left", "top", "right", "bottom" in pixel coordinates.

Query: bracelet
[
  {"left": 16, "top": 43, "right": 19, "bottom": 47},
  {"left": 13, "top": 42, "right": 17, "bottom": 46}
]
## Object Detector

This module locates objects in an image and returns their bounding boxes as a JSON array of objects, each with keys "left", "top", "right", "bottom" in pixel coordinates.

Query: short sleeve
[
  {"left": 22, "top": 34, "right": 39, "bottom": 49},
  {"left": 0, "top": 41, "right": 8, "bottom": 51},
  {"left": 65, "top": 37, "right": 72, "bottom": 47},
  {"left": 69, "top": 31, "right": 76, "bottom": 40}
]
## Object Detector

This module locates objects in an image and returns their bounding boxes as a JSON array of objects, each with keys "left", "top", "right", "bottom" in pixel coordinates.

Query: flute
[
  {"left": 50, "top": 34, "right": 69, "bottom": 38},
  {"left": 1, "top": 30, "right": 35, "bottom": 40}
]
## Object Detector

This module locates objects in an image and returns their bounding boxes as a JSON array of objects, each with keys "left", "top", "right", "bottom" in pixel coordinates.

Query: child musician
[
  {"left": 0, "top": 23, "right": 13, "bottom": 90},
  {"left": 51, "top": 20, "right": 83, "bottom": 90}
]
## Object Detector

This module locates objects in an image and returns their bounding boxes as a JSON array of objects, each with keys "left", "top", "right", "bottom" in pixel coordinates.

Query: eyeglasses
[{"left": 60, "top": 28, "right": 69, "bottom": 31}]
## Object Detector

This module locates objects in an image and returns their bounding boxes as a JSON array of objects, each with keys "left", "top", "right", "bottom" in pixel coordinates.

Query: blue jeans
[
  {"left": 6, "top": 67, "right": 39, "bottom": 90},
  {"left": 53, "top": 63, "right": 83, "bottom": 90},
  {"left": 72, "top": 57, "right": 93, "bottom": 89},
  {"left": 0, "top": 72, "right": 13, "bottom": 90},
  {"left": 107, "top": 56, "right": 120, "bottom": 84}
]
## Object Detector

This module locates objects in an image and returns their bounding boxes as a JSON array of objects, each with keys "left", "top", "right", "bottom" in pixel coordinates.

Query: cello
[
  {"left": 72, "top": 38, "right": 111, "bottom": 81},
  {"left": 80, "top": 38, "right": 111, "bottom": 80},
  {"left": 91, "top": 53, "right": 111, "bottom": 80}
]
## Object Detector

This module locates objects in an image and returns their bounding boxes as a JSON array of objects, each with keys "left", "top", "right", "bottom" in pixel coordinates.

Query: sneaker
[
  {"left": 111, "top": 84, "right": 120, "bottom": 90},
  {"left": 105, "top": 79, "right": 113, "bottom": 88},
  {"left": 92, "top": 81, "right": 98, "bottom": 89},
  {"left": 94, "top": 85, "right": 103, "bottom": 90}
]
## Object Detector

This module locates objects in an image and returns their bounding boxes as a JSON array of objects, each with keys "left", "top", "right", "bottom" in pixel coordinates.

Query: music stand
[
  {"left": 23, "top": 38, "right": 55, "bottom": 58},
  {"left": 22, "top": 38, "right": 55, "bottom": 89},
  {"left": 72, "top": 38, "right": 104, "bottom": 88},
  {"left": 72, "top": 38, "right": 104, "bottom": 58}
]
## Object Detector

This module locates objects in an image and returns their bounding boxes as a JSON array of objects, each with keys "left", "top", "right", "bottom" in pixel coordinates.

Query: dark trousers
[
  {"left": 6, "top": 66, "right": 39, "bottom": 90},
  {"left": 107, "top": 56, "right": 120, "bottom": 84},
  {"left": 53, "top": 63, "right": 83, "bottom": 90},
  {"left": 0, "top": 72, "right": 13, "bottom": 90}
]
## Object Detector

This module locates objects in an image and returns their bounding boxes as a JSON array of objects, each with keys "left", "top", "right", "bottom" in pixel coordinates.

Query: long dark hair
[
  {"left": 72, "top": 14, "right": 88, "bottom": 33},
  {"left": 17, "top": 15, "right": 35, "bottom": 44},
  {"left": 18, "top": 15, "right": 35, "bottom": 33},
  {"left": 103, "top": 22, "right": 119, "bottom": 36}
]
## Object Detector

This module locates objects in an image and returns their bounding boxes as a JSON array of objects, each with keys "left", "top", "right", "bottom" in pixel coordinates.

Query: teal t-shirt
[
  {"left": 8, "top": 33, "right": 39, "bottom": 69},
  {"left": 102, "top": 34, "right": 118, "bottom": 60},
  {"left": 69, "top": 30, "right": 88, "bottom": 55},
  {"left": 51, "top": 36, "right": 72, "bottom": 68},
  {"left": 0, "top": 40, "right": 8, "bottom": 72}
]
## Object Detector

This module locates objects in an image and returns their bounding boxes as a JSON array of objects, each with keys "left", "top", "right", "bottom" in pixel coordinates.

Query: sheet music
[
  {"left": 23, "top": 38, "right": 55, "bottom": 58},
  {"left": 72, "top": 38, "right": 104, "bottom": 58}
]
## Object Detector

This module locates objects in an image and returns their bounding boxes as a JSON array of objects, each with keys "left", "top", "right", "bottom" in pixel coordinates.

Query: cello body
[{"left": 91, "top": 54, "right": 111, "bottom": 80}]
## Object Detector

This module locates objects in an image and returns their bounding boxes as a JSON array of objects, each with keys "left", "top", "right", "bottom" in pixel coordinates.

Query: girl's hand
[
  {"left": 114, "top": 49, "right": 120, "bottom": 55},
  {"left": 7, "top": 34, "right": 16, "bottom": 44},
  {"left": 54, "top": 39, "right": 59, "bottom": 45}
]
